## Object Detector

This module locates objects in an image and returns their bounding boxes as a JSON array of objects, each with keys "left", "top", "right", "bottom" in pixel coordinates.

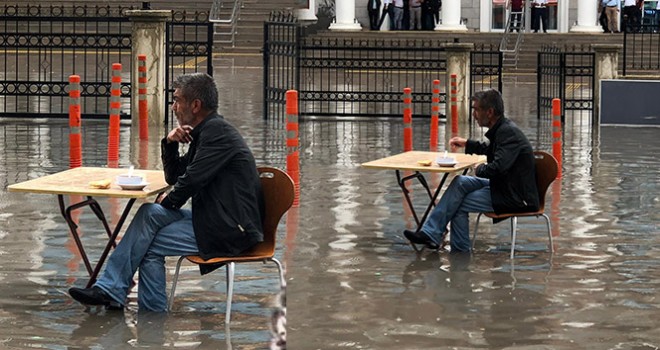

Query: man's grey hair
[
  {"left": 471, "top": 89, "right": 504, "bottom": 118},
  {"left": 172, "top": 73, "right": 219, "bottom": 112}
]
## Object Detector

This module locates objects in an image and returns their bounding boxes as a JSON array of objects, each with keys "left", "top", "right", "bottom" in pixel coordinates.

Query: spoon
[
  {"left": 443, "top": 150, "right": 448, "bottom": 159},
  {"left": 128, "top": 165, "right": 134, "bottom": 178}
]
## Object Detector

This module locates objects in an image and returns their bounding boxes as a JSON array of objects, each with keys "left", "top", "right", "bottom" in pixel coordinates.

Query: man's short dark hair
[
  {"left": 472, "top": 89, "right": 504, "bottom": 118},
  {"left": 172, "top": 73, "right": 219, "bottom": 112}
]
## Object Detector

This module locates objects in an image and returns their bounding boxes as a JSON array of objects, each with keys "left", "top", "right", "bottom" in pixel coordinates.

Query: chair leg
[
  {"left": 225, "top": 262, "right": 235, "bottom": 324},
  {"left": 541, "top": 214, "right": 553, "bottom": 253},
  {"left": 270, "top": 257, "right": 286, "bottom": 290},
  {"left": 168, "top": 256, "right": 187, "bottom": 311},
  {"left": 510, "top": 217, "right": 518, "bottom": 259},
  {"left": 472, "top": 213, "right": 483, "bottom": 250}
]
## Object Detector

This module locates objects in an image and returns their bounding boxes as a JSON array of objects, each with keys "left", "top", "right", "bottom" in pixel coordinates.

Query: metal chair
[
  {"left": 472, "top": 151, "right": 558, "bottom": 258},
  {"left": 168, "top": 166, "right": 295, "bottom": 323}
]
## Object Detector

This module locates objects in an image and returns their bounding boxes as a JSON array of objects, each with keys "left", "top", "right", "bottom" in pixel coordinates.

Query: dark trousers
[
  {"left": 368, "top": 8, "right": 380, "bottom": 30},
  {"left": 531, "top": 6, "right": 548, "bottom": 32}
]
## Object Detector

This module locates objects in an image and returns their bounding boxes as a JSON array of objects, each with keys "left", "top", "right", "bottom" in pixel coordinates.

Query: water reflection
[{"left": 1, "top": 82, "right": 660, "bottom": 349}]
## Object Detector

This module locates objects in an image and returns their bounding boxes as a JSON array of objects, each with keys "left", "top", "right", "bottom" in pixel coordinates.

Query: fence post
[
  {"left": 108, "top": 63, "right": 122, "bottom": 165},
  {"left": 430, "top": 79, "right": 440, "bottom": 151},
  {"left": 125, "top": 9, "right": 171, "bottom": 127},
  {"left": 68, "top": 75, "right": 82, "bottom": 168},
  {"left": 286, "top": 90, "right": 300, "bottom": 207},
  {"left": 591, "top": 44, "right": 622, "bottom": 123},
  {"left": 552, "top": 98, "right": 562, "bottom": 179},
  {"left": 444, "top": 42, "right": 473, "bottom": 140},
  {"left": 403, "top": 87, "right": 413, "bottom": 152}
]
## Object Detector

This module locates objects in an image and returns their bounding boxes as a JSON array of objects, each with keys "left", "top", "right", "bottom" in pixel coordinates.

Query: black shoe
[
  {"left": 69, "top": 286, "right": 123, "bottom": 310},
  {"left": 403, "top": 229, "right": 439, "bottom": 250}
]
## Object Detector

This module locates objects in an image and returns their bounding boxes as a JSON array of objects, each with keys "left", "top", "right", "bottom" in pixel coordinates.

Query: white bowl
[
  {"left": 116, "top": 174, "right": 144, "bottom": 185},
  {"left": 436, "top": 157, "right": 457, "bottom": 167}
]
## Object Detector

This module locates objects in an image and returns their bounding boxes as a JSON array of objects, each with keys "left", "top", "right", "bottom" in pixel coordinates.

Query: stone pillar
[
  {"left": 570, "top": 0, "right": 603, "bottom": 32},
  {"left": 126, "top": 10, "right": 171, "bottom": 127},
  {"left": 435, "top": 0, "right": 467, "bottom": 31},
  {"left": 444, "top": 42, "right": 473, "bottom": 139},
  {"left": 296, "top": 0, "right": 318, "bottom": 21},
  {"left": 329, "top": 0, "right": 361, "bottom": 30},
  {"left": 592, "top": 44, "right": 621, "bottom": 122}
]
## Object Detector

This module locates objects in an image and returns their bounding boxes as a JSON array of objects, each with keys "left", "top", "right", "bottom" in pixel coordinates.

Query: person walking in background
[
  {"left": 368, "top": 0, "right": 382, "bottom": 30},
  {"left": 602, "top": 0, "right": 619, "bottom": 33},
  {"left": 531, "top": 0, "right": 549, "bottom": 33},
  {"left": 378, "top": 0, "right": 394, "bottom": 30},
  {"left": 403, "top": 90, "right": 539, "bottom": 252},
  {"left": 508, "top": 0, "right": 524, "bottom": 32},
  {"left": 409, "top": 0, "right": 423, "bottom": 30}
]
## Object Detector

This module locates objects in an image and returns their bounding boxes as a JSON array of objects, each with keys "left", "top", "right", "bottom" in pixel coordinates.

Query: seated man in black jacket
[
  {"left": 404, "top": 89, "right": 538, "bottom": 252},
  {"left": 69, "top": 73, "right": 263, "bottom": 311}
]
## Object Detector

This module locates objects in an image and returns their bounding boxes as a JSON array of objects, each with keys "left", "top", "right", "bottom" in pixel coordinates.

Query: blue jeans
[
  {"left": 95, "top": 203, "right": 199, "bottom": 312},
  {"left": 420, "top": 175, "right": 494, "bottom": 252}
]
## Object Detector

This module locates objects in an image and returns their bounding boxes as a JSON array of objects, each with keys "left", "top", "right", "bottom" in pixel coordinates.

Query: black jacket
[
  {"left": 465, "top": 117, "right": 540, "bottom": 215},
  {"left": 160, "top": 113, "right": 264, "bottom": 260}
]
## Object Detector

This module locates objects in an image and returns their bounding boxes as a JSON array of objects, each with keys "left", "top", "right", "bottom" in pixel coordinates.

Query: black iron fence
[
  {"left": 0, "top": 4, "right": 134, "bottom": 119},
  {"left": 622, "top": 24, "right": 660, "bottom": 76},
  {"left": 165, "top": 9, "right": 214, "bottom": 127},
  {"left": 263, "top": 13, "right": 502, "bottom": 121},
  {"left": 537, "top": 45, "right": 595, "bottom": 123},
  {"left": 0, "top": 4, "right": 213, "bottom": 124},
  {"left": 263, "top": 12, "right": 299, "bottom": 123},
  {"left": 298, "top": 36, "right": 447, "bottom": 119}
]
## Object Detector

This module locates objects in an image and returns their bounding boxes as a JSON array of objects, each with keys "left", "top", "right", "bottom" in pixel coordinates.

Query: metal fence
[
  {"left": 263, "top": 12, "right": 299, "bottom": 123},
  {"left": 165, "top": 9, "right": 214, "bottom": 127},
  {"left": 622, "top": 24, "right": 660, "bottom": 76},
  {"left": 263, "top": 13, "right": 502, "bottom": 121},
  {"left": 537, "top": 45, "right": 595, "bottom": 124},
  {"left": 0, "top": 4, "right": 134, "bottom": 119}
]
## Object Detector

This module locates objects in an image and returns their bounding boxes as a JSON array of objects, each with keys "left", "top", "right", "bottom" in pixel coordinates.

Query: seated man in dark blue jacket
[
  {"left": 404, "top": 89, "right": 538, "bottom": 252},
  {"left": 69, "top": 73, "right": 263, "bottom": 311}
]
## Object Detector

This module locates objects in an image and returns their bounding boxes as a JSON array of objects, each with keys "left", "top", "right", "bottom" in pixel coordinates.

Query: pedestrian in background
[
  {"left": 368, "top": 0, "right": 382, "bottom": 30},
  {"left": 602, "top": 0, "right": 619, "bottom": 33}
]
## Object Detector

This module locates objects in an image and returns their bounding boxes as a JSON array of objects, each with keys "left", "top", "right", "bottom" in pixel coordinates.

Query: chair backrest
[
  {"left": 258, "top": 167, "right": 295, "bottom": 250},
  {"left": 533, "top": 151, "right": 558, "bottom": 210}
]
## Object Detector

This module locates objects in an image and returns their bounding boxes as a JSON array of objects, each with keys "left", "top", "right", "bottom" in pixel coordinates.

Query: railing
[
  {"left": 210, "top": 0, "right": 243, "bottom": 47},
  {"left": 499, "top": 9, "right": 525, "bottom": 67},
  {"left": 622, "top": 24, "right": 660, "bottom": 76}
]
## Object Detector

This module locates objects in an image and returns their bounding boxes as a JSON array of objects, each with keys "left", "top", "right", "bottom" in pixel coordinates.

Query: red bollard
[
  {"left": 107, "top": 63, "right": 122, "bottom": 164},
  {"left": 68, "top": 75, "right": 82, "bottom": 168},
  {"left": 430, "top": 79, "right": 440, "bottom": 152},
  {"left": 450, "top": 74, "right": 458, "bottom": 136},
  {"left": 285, "top": 90, "right": 300, "bottom": 207},
  {"left": 552, "top": 98, "right": 562, "bottom": 179},
  {"left": 138, "top": 54, "right": 149, "bottom": 140},
  {"left": 403, "top": 87, "right": 413, "bottom": 152}
]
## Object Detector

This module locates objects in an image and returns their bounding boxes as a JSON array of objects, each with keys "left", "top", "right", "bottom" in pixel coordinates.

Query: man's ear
[{"left": 191, "top": 99, "right": 202, "bottom": 114}]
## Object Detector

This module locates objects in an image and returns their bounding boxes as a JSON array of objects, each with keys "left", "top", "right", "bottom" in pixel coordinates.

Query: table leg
[
  {"left": 87, "top": 198, "right": 136, "bottom": 287},
  {"left": 57, "top": 195, "right": 136, "bottom": 288},
  {"left": 396, "top": 170, "right": 435, "bottom": 227}
]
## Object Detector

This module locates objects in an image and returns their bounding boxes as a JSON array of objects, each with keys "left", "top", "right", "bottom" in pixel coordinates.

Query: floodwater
[{"left": 1, "top": 60, "right": 660, "bottom": 349}]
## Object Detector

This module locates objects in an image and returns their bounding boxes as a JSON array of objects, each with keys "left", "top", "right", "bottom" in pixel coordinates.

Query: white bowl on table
[
  {"left": 436, "top": 157, "right": 458, "bottom": 167},
  {"left": 116, "top": 174, "right": 148, "bottom": 190}
]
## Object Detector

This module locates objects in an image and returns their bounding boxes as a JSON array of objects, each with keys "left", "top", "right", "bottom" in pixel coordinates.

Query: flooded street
[{"left": 1, "top": 61, "right": 659, "bottom": 349}]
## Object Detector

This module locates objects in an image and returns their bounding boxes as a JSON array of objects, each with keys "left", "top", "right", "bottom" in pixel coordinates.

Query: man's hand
[
  {"left": 449, "top": 137, "right": 467, "bottom": 152},
  {"left": 166, "top": 125, "right": 193, "bottom": 144},
  {"left": 156, "top": 192, "right": 167, "bottom": 204}
]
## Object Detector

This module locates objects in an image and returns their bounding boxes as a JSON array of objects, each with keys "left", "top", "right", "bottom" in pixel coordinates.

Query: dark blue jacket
[
  {"left": 465, "top": 117, "right": 540, "bottom": 214},
  {"left": 160, "top": 113, "right": 264, "bottom": 260}
]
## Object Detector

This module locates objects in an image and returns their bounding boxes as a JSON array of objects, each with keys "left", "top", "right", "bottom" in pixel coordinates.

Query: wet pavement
[{"left": 1, "top": 58, "right": 660, "bottom": 349}]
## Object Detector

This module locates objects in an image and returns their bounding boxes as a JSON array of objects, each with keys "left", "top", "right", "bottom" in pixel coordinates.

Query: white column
[
  {"left": 329, "top": 0, "right": 362, "bottom": 31},
  {"left": 571, "top": 0, "right": 603, "bottom": 32},
  {"left": 435, "top": 0, "right": 467, "bottom": 31},
  {"left": 296, "top": 0, "right": 318, "bottom": 21}
]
